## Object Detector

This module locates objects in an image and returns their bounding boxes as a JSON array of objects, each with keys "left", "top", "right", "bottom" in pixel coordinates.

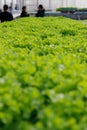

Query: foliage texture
[{"left": 0, "top": 17, "right": 87, "bottom": 130}]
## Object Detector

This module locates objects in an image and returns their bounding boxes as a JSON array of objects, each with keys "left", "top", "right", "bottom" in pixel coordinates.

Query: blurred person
[
  {"left": 15, "top": 4, "right": 19, "bottom": 10},
  {"left": 20, "top": 6, "right": 29, "bottom": 17},
  {"left": 9, "top": 2, "right": 13, "bottom": 13},
  {"left": 36, "top": 4, "right": 45, "bottom": 17},
  {"left": 0, "top": 9, "right": 2, "bottom": 14},
  {"left": 0, "top": 4, "right": 13, "bottom": 23}
]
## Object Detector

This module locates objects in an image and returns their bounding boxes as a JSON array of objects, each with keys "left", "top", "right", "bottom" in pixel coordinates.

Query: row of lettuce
[
  {"left": 56, "top": 7, "right": 87, "bottom": 13},
  {"left": 0, "top": 17, "right": 87, "bottom": 130}
]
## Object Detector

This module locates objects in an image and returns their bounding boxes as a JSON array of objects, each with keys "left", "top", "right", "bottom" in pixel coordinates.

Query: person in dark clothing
[
  {"left": 15, "top": 4, "right": 19, "bottom": 10},
  {"left": 0, "top": 9, "right": 2, "bottom": 14},
  {"left": 0, "top": 4, "right": 13, "bottom": 23},
  {"left": 20, "top": 6, "right": 29, "bottom": 17},
  {"left": 36, "top": 4, "right": 45, "bottom": 17}
]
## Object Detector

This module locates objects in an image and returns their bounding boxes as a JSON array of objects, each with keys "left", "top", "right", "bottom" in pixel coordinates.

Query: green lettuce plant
[{"left": 0, "top": 17, "right": 87, "bottom": 130}]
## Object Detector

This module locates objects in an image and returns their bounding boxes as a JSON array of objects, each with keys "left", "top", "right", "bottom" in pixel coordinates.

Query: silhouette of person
[
  {"left": 15, "top": 4, "right": 19, "bottom": 10},
  {"left": 0, "top": 4, "right": 13, "bottom": 23},
  {"left": 20, "top": 6, "right": 29, "bottom": 17},
  {"left": 36, "top": 4, "right": 45, "bottom": 17},
  {"left": 0, "top": 9, "right": 2, "bottom": 14}
]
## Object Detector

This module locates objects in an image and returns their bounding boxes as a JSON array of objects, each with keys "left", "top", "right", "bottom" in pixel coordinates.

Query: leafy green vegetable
[{"left": 0, "top": 17, "right": 87, "bottom": 130}]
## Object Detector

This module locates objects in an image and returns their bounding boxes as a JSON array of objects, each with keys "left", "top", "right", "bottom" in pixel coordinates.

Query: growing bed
[{"left": 0, "top": 17, "right": 87, "bottom": 130}]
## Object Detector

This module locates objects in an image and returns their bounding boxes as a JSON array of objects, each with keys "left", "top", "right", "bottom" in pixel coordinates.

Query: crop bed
[{"left": 0, "top": 17, "right": 87, "bottom": 130}]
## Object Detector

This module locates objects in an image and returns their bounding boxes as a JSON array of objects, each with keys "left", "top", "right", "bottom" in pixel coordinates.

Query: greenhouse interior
[
  {"left": 0, "top": 0, "right": 87, "bottom": 11},
  {"left": 0, "top": 0, "right": 87, "bottom": 130}
]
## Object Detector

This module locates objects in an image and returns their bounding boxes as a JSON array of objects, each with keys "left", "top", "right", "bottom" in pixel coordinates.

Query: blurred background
[{"left": 0, "top": 0, "right": 87, "bottom": 12}]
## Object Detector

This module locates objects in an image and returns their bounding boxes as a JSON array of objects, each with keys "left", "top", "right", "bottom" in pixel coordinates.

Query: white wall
[
  {"left": 38, "top": 0, "right": 50, "bottom": 10},
  {"left": 26, "top": 0, "right": 87, "bottom": 11},
  {"left": 26, "top": 0, "right": 37, "bottom": 11},
  {"left": 1, "top": 0, "right": 87, "bottom": 11},
  {"left": 0, "top": 1, "right": 2, "bottom": 9},
  {"left": 75, "top": 0, "right": 87, "bottom": 8},
  {"left": 51, "top": 0, "right": 63, "bottom": 10}
]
